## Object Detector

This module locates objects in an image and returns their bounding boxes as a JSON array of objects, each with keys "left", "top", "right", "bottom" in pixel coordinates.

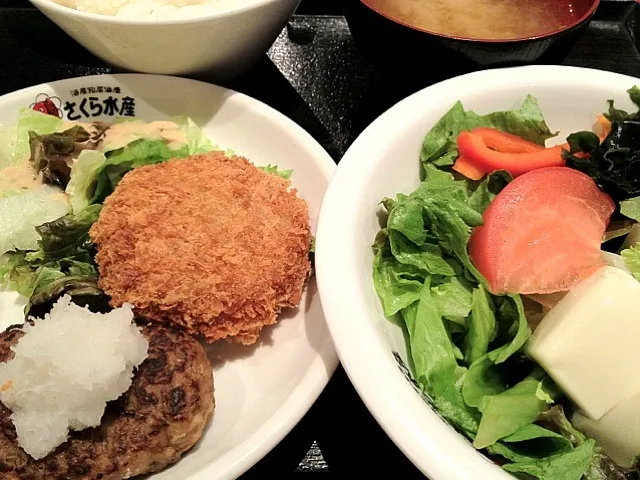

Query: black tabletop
[{"left": 0, "top": 0, "right": 639, "bottom": 478}]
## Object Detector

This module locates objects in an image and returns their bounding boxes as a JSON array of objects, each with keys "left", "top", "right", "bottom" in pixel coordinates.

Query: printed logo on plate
[
  {"left": 28, "top": 86, "right": 137, "bottom": 121},
  {"left": 30, "top": 94, "right": 63, "bottom": 119},
  {"left": 392, "top": 351, "right": 437, "bottom": 405},
  {"left": 392, "top": 351, "right": 473, "bottom": 444}
]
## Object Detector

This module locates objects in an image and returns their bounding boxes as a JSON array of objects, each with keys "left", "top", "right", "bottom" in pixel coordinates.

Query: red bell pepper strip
[
  {"left": 457, "top": 130, "right": 565, "bottom": 178},
  {"left": 470, "top": 127, "right": 545, "bottom": 154}
]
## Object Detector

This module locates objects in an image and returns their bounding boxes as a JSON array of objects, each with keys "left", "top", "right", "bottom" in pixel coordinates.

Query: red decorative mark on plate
[{"left": 29, "top": 94, "right": 63, "bottom": 119}]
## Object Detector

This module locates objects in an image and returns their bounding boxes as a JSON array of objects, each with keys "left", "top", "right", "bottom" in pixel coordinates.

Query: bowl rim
[
  {"left": 28, "top": 0, "right": 299, "bottom": 25},
  {"left": 315, "top": 64, "right": 640, "bottom": 480},
  {"left": 358, "top": 0, "right": 600, "bottom": 43}
]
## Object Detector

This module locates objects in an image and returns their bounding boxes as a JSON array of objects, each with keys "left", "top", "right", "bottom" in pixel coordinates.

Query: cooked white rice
[
  {"left": 0, "top": 295, "right": 148, "bottom": 459},
  {"left": 52, "top": 0, "right": 259, "bottom": 19}
]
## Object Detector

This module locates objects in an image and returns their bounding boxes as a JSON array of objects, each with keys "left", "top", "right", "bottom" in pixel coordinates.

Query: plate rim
[{"left": 0, "top": 72, "right": 340, "bottom": 480}]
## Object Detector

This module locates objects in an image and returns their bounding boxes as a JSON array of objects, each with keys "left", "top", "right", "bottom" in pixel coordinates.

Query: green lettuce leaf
[
  {"left": 461, "top": 353, "right": 507, "bottom": 404},
  {"left": 372, "top": 230, "right": 424, "bottom": 317},
  {"left": 0, "top": 185, "right": 70, "bottom": 255},
  {"left": 0, "top": 251, "right": 37, "bottom": 297},
  {"left": 0, "top": 125, "right": 18, "bottom": 170},
  {"left": 473, "top": 368, "right": 559, "bottom": 449},
  {"left": 536, "top": 406, "right": 636, "bottom": 480},
  {"left": 502, "top": 440, "right": 595, "bottom": 480},
  {"left": 537, "top": 405, "right": 588, "bottom": 447},
  {"left": 621, "top": 245, "right": 640, "bottom": 282},
  {"left": 488, "top": 294, "right": 531, "bottom": 364},
  {"left": 420, "top": 95, "right": 556, "bottom": 168},
  {"left": 487, "top": 423, "right": 574, "bottom": 464},
  {"left": 27, "top": 262, "right": 103, "bottom": 316},
  {"left": 628, "top": 86, "right": 640, "bottom": 109},
  {"left": 388, "top": 228, "right": 460, "bottom": 277},
  {"left": 258, "top": 164, "right": 293, "bottom": 180},
  {"left": 404, "top": 280, "right": 480, "bottom": 435},
  {"left": 468, "top": 171, "right": 513, "bottom": 214},
  {"left": 14, "top": 108, "right": 64, "bottom": 164},
  {"left": 173, "top": 115, "right": 215, "bottom": 154},
  {"left": 408, "top": 279, "right": 466, "bottom": 397},
  {"left": 620, "top": 196, "right": 640, "bottom": 222},
  {"left": 26, "top": 204, "right": 101, "bottom": 262},
  {"left": 463, "top": 284, "right": 497, "bottom": 365},
  {"left": 29, "top": 125, "right": 92, "bottom": 188},
  {"left": 65, "top": 150, "right": 107, "bottom": 213},
  {"left": 430, "top": 276, "right": 473, "bottom": 323},
  {"left": 65, "top": 117, "right": 217, "bottom": 209},
  {"left": 372, "top": 153, "right": 533, "bottom": 444},
  {"left": 1, "top": 205, "right": 106, "bottom": 315},
  {"left": 91, "top": 139, "right": 189, "bottom": 204}
]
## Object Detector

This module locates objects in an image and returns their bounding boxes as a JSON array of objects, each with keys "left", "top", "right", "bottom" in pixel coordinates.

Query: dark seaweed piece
[
  {"left": 565, "top": 119, "right": 640, "bottom": 202},
  {"left": 28, "top": 125, "right": 90, "bottom": 187}
]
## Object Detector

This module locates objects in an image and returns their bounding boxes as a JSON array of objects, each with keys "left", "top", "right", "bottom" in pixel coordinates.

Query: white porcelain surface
[
  {"left": 0, "top": 73, "right": 338, "bottom": 479},
  {"left": 315, "top": 65, "right": 640, "bottom": 480},
  {"left": 28, "top": 0, "right": 300, "bottom": 81}
]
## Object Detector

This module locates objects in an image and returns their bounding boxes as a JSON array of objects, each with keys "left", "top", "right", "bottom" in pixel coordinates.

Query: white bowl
[
  {"left": 0, "top": 73, "right": 338, "bottom": 479},
  {"left": 315, "top": 65, "right": 640, "bottom": 479},
  {"left": 28, "top": 0, "right": 301, "bottom": 81}
]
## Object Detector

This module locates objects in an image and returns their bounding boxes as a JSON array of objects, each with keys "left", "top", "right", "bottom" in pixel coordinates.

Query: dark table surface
[{"left": 0, "top": 0, "right": 639, "bottom": 478}]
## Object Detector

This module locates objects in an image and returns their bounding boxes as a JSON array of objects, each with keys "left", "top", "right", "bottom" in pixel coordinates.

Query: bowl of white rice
[{"left": 29, "top": 0, "right": 301, "bottom": 80}]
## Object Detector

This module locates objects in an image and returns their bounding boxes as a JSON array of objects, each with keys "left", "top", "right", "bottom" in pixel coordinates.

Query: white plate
[
  {"left": 315, "top": 65, "right": 640, "bottom": 480},
  {"left": 0, "top": 74, "right": 339, "bottom": 479}
]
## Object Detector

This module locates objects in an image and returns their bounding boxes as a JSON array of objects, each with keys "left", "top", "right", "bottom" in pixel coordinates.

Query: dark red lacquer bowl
[{"left": 345, "top": 0, "right": 600, "bottom": 77}]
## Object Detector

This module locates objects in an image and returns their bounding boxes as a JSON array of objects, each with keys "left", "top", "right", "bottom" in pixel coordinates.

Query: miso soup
[{"left": 363, "top": 0, "right": 582, "bottom": 40}]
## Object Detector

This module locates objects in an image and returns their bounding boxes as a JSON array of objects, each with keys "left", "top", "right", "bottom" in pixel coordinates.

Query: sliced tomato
[{"left": 468, "top": 167, "right": 615, "bottom": 294}]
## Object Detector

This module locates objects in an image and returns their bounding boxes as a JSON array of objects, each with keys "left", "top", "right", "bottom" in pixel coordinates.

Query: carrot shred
[
  {"left": 596, "top": 114, "right": 612, "bottom": 142},
  {"left": 452, "top": 155, "right": 486, "bottom": 180}
]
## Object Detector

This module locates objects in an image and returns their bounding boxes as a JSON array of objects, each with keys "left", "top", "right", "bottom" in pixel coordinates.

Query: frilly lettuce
[
  {"left": 65, "top": 116, "right": 216, "bottom": 211},
  {"left": 0, "top": 205, "right": 105, "bottom": 317},
  {"left": 621, "top": 245, "right": 640, "bottom": 282},
  {"left": 173, "top": 115, "right": 215, "bottom": 154},
  {"left": 0, "top": 185, "right": 70, "bottom": 256},
  {"left": 258, "top": 164, "right": 293, "bottom": 180},
  {"left": 0, "top": 109, "right": 64, "bottom": 180},
  {"left": 65, "top": 150, "right": 106, "bottom": 214},
  {"left": 14, "top": 109, "right": 64, "bottom": 164}
]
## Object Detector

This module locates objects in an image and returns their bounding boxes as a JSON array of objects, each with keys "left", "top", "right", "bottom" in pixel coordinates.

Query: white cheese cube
[
  {"left": 571, "top": 391, "right": 640, "bottom": 467},
  {"left": 527, "top": 265, "right": 640, "bottom": 421}
]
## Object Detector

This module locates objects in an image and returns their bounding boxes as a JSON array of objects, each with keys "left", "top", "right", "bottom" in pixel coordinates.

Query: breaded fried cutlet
[
  {"left": 0, "top": 323, "right": 214, "bottom": 480},
  {"left": 89, "top": 152, "right": 311, "bottom": 345}
]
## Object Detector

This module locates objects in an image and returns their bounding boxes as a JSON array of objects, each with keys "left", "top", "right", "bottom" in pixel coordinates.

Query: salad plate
[
  {"left": 0, "top": 74, "right": 338, "bottom": 479},
  {"left": 315, "top": 65, "right": 640, "bottom": 480}
]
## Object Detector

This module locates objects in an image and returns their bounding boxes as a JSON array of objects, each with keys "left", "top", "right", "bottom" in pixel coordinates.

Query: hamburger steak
[{"left": 0, "top": 323, "right": 214, "bottom": 479}]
